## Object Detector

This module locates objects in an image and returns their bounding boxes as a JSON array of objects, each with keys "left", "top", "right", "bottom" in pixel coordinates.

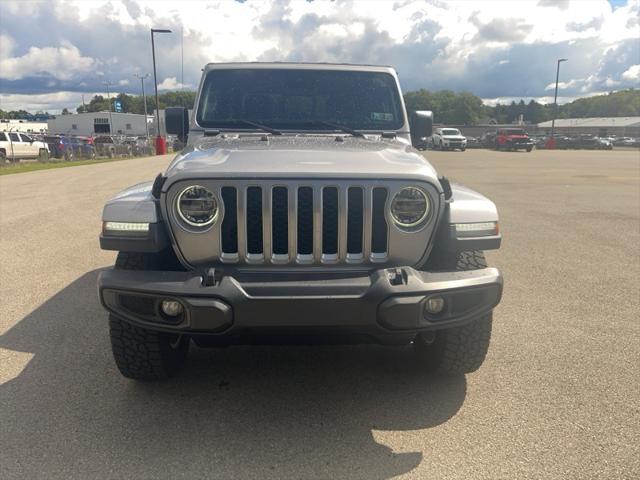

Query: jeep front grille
[
  {"left": 214, "top": 184, "right": 389, "bottom": 265},
  {"left": 166, "top": 180, "right": 440, "bottom": 268}
]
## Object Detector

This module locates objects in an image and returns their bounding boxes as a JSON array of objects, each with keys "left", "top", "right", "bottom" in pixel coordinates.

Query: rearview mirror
[
  {"left": 409, "top": 110, "right": 433, "bottom": 148},
  {"left": 165, "top": 107, "right": 189, "bottom": 143}
]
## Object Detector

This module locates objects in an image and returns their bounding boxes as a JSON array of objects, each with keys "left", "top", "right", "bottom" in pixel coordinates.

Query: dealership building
[
  {"left": 47, "top": 112, "right": 154, "bottom": 137},
  {"left": 536, "top": 117, "right": 640, "bottom": 137},
  {"left": 0, "top": 118, "right": 48, "bottom": 134}
]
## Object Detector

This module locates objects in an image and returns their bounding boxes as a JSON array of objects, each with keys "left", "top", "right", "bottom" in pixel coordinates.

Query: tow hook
[
  {"left": 387, "top": 268, "right": 408, "bottom": 286},
  {"left": 202, "top": 267, "right": 219, "bottom": 287}
]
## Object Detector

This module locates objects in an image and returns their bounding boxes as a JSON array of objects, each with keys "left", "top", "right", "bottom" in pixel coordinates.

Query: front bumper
[
  {"left": 98, "top": 266, "right": 502, "bottom": 343},
  {"left": 509, "top": 141, "right": 534, "bottom": 149},
  {"left": 443, "top": 141, "right": 466, "bottom": 149}
]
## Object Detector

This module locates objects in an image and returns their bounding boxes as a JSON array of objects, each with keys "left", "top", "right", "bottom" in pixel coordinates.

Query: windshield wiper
[
  {"left": 227, "top": 119, "right": 282, "bottom": 135},
  {"left": 313, "top": 121, "right": 365, "bottom": 138}
]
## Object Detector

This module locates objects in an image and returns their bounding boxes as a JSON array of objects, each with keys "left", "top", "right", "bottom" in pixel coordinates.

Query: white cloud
[
  {"left": 157, "top": 77, "right": 188, "bottom": 90},
  {"left": 0, "top": 33, "right": 15, "bottom": 59},
  {"left": 0, "top": 35, "right": 95, "bottom": 81},
  {"left": 621, "top": 64, "right": 640, "bottom": 81},
  {"left": 545, "top": 79, "right": 580, "bottom": 91},
  {"left": 482, "top": 90, "right": 609, "bottom": 106},
  {"left": 0, "top": 91, "right": 108, "bottom": 112},
  {"left": 0, "top": 0, "right": 638, "bottom": 112}
]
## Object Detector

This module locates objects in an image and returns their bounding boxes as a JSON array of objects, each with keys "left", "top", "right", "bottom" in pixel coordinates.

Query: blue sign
[{"left": 114, "top": 100, "right": 122, "bottom": 113}]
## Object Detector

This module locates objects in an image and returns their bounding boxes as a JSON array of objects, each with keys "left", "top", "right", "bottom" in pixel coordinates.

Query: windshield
[
  {"left": 196, "top": 69, "right": 404, "bottom": 132},
  {"left": 442, "top": 129, "right": 461, "bottom": 135}
]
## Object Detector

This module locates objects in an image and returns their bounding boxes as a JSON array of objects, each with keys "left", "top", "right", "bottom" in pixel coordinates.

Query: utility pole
[
  {"left": 103, "top": 80, "right": 115, "bottom": 135},
  {"left": 134, "top": 73, "right": 151, "bottom": 145},
  {"left": 151, "top": 28, "right": 172, "bottom": 154},
  {"left": 548, "top": 58, "right": 568, "bottom": 149}
]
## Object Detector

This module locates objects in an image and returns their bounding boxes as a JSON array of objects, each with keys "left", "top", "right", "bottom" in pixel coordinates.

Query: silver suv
[
  {"left": 432, "top": 127, "right": 467, "bottom": 151},
  {"left": 98, "top": 63, "right": 503, "bottom": 380}
]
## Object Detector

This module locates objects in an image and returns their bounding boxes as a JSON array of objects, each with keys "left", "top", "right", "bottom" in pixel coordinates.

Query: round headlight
[
  {"left": 176, "top": 185, "right": 218, "bottom": 227},
  {"left": 390, "top": 187, "right": 430, "bottom": 227}
]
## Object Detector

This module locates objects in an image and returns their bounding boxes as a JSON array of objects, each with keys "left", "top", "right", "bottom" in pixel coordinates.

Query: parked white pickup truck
[
  {"left": 0, "top": 131, "right": 50, "bottom": 163},
  {"left": 432, "top": 128, "right": 467, "bottom": 151}
]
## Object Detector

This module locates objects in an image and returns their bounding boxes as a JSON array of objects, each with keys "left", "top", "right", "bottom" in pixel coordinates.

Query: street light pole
[
  {"left": 8, "top": 126, "right": 17, "bottom": 162},
  {"left": 103, "top": 80, "right": 115, "bottom": 135},
  {"left": 151, "top": 28, "right": 172, "bottom": 155},
  {"left": 548, "top": 58, "right": 568, "bottom": 148},
  {"left": 134, "top": 73, "right": 151, "bottom": 145}
]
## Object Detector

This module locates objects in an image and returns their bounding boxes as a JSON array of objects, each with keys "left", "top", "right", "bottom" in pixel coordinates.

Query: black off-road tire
[
  {"left": 115, "top": 251, "right": 161, "bottom": 270},
  {"left": 115, "top": 249, "right": 184, "bottom": 272},
  {"left": 109, "top": 251, "right": 190, "bottom": 380},
  {"left": 415, "top": 250, "right": 493, "bottom": 375},
  {"left": 109, "top": 315, "right": 190, "bottom": 380}
]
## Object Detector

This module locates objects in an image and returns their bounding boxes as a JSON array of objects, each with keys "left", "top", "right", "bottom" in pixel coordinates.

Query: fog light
[
  {"left": 425, "top": 296, "right": 445, "bottom": 315},
  {"left": 160, "top": 299, "right": 183, "bottom": 317}
]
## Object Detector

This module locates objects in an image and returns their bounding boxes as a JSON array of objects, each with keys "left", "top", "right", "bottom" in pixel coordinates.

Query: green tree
[{"left": 403, "top": 89, "right": 485, "bottom": 125}]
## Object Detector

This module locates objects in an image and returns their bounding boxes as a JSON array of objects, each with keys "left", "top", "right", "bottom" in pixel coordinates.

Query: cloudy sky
[{"left": 0, "top": 0, "right": 638, "bottom": 113}]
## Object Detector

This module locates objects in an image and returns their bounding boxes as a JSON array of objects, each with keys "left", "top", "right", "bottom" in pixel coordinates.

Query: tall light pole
[
  {"left": 151, "top": 28, "right": 172, "bottom": 154},
  {"left": 103, "top": 80, "right": 115, "bottom": 135},
  {"left": 548, "top": 58, "right": 568, "bottom": 149},
  {"left": 8, "top": 126, "right": 17, "bottom": 162},
  {"left": 134, "top": 73, "right": 151, "bottom": 145}
]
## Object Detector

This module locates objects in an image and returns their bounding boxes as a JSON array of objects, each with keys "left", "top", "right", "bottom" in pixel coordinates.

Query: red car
[{"left": 495, "top": 128, "right": 534, "bottom": 152}]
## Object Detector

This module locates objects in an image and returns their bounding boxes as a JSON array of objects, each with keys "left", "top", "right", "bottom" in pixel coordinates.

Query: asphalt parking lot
[{"left": 0, "top": 148, "right": 638, "bottom": 479}]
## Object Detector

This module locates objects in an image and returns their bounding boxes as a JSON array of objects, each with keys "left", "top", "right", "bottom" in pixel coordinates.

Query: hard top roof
[{"left": 203, "top": 62, "right": 396, "bottom": 73}]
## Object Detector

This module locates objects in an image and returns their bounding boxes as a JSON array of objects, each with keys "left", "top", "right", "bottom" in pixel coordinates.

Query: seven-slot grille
[{"left": 218, "top": 184, "right": 389, "bottom": 265}]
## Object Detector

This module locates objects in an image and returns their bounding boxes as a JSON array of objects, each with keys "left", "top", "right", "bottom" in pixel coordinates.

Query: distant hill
[
  {"left": 558, "top": 89, "right": 640, "bottom": 118},
  {"left": 404, "top": 88, "right": 640, "bottom": 125}
]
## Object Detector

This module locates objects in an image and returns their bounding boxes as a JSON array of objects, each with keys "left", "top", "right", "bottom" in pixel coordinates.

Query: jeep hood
[{"left": 163, "top": 135, "right": 439, "bottom": 186}]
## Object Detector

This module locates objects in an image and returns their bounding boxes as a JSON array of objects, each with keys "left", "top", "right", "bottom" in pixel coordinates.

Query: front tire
[
  {"left": 109, "top": 251, "right": 189, "bottom": 380},
  {"left": 109, "top": 315, "right": 190, "bottom": 380},
  {"left": 415, "top": 251, "right": 493, "bottom": 375}
]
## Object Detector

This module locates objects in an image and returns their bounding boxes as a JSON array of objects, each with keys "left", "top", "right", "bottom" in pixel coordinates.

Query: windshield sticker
[{"left": 371, "top": 112, "right": 394, "bottom": 121}]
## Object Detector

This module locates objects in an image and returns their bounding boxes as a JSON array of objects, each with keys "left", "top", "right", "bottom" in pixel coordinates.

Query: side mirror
[
  {"left": 409, "top": 110, "right": 433, "bottom": 148},
  {"left": 166, "top": 107, "right": 189, "bottom": 143}
]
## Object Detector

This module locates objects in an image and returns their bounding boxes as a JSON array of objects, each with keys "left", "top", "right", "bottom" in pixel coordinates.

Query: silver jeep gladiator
[{"left": 98, "top": 63, "right": 502, "bottom": 380}]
